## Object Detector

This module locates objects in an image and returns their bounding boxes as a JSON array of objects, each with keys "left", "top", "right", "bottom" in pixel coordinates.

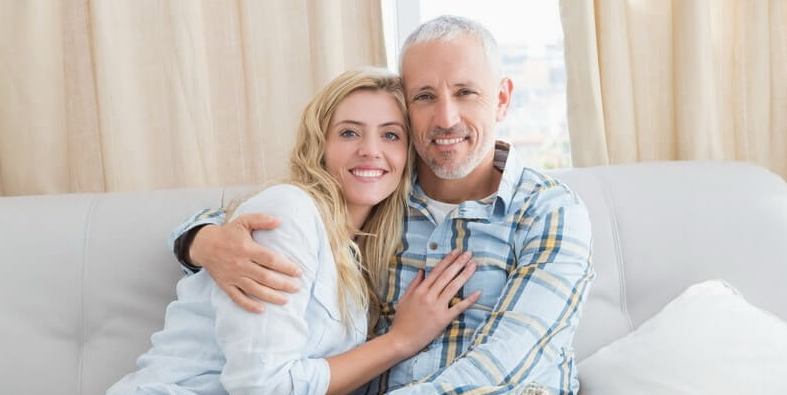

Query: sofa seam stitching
[
  {"left": 594, "top": 168, "right": 634, "bottom": 331},
  {"left": 78, "top": 194, "right": 99, "bottom": 394}
]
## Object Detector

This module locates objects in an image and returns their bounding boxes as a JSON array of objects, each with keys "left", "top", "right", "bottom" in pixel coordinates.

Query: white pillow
[{"left": 578, "top": 280, "right": 787, "bottom": 394}]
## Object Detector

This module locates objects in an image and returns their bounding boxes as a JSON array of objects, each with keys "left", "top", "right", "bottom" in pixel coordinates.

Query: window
[{"left": 381, "top": 0, "right": 571, "bottom": 169}]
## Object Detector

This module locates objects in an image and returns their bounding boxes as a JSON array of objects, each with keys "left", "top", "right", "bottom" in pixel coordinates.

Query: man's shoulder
[
  {"left": 507, "top": 167, "right": 586, "bottom": 216},
  {"left": 515, "top": 167, "right": 577, "bottom": 200}
]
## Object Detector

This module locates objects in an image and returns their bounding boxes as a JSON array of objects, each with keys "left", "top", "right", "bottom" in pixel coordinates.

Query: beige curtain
[
  {"left": 0, "top": 0, "right": 386, "bottom": 196},
  {"left": 561, "top": 0, "right": 787, "bottom": 179}
]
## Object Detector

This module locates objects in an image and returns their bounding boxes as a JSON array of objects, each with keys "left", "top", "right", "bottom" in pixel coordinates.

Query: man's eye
[
  {"left": 340, "top": 130, "right": 359, "bottom": 138},
  {"left": 458, "top": 89, "right": 475, "bottom": 96},
  {"left": 413, "top": 93, "right": 433, "bottom": 101},
  {"left": 383, "top": 132, "right": 400, "bottom": 140}
]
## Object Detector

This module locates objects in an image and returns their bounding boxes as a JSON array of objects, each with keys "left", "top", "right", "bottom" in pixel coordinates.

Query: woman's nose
[{"left": 357, "top": 135, "right": 382, "bottom": 158}]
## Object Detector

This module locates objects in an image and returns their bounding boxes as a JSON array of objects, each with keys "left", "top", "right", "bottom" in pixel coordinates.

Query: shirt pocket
[
  {"left": 311, "top": 272, "right": 368, "bottom": 352},
  {"left": 308, "top": 271, "right": 348, "bottom": 355},
  {"left": 312, "top": 273, "right": 342, "bottom": 321},
  {"left": 462, "top": 256, "right": 508, "bottom": 310}
]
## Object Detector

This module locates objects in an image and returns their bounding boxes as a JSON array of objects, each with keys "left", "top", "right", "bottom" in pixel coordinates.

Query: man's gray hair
[{"left": 399, "top": 15, "right": 502, "bottom": 81}]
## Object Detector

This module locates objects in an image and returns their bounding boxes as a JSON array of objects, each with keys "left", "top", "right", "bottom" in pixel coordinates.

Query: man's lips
[{"left": 431, "top": 136, "right": 468, "bottom": 149}]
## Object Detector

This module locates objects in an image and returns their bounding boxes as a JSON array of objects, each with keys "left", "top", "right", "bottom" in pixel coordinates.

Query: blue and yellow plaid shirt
[
  {"left": 171, "top": 141, "right": 594, "bottom": 395},
  {"left": 364, "top": 142, "right": 595, "bottom": 395}
]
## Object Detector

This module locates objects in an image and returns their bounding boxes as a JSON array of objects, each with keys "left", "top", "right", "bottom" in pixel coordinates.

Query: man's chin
[{"left": 429, "top": 162, "right": 473, "bottom": 180}]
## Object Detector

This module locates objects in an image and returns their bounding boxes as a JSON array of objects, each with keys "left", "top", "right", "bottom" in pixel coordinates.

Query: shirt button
[{"left": 429, "top": 242, "right": 438, "bottom": 250}]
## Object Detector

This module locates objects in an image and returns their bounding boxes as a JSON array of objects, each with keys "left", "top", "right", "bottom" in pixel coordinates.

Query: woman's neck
[{"left": 347, "top": 204, "right": 372, "bottom": 233}]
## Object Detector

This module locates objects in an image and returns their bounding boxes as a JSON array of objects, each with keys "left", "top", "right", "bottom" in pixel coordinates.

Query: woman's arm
[
  {"left": 214, "top": 185, "right": 480, "bottom": 395},
  {"left": 213, "top": 186, "right": 330, "bottom": 394},
  {"left": 170, "top": 205, "right": 303, "bottom": 312}
]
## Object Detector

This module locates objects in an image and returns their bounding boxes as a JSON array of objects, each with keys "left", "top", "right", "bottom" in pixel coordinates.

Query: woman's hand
[
  {"left": 325, "top": 250, "right": 480, "bottom": 395},
  {"left": 387, "top": 249, "right": 482, "bottom": 356}
]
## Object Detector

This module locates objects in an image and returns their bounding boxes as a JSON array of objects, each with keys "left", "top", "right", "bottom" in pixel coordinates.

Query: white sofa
[{"left": 2, "top": 161, "right": 786, "bottom": 394}]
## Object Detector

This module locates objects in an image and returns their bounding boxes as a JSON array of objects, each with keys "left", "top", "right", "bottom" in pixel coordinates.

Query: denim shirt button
[{"left": 429, "top": 242, "right": 438, "bottom": 250}]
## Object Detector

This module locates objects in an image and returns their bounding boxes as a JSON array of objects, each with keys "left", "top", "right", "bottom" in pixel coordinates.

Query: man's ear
[{"left": 495, "top": 77, "right": 514, "bottom": 122}]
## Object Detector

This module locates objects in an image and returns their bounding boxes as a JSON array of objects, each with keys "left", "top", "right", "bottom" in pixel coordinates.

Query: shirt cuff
[
  {"left": 292, "top": 357, "right": 331, "bottom": 395},
  {"left": 174, "top": 224, "right": 209, "bottom": 273},
  {"left": 169, "top": 208, "right": 227, "bottom": 274}
]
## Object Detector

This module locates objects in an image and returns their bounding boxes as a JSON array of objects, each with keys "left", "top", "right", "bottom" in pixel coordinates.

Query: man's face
[{"left": 402, "top": 34, "right": 509, "bottom": 180}]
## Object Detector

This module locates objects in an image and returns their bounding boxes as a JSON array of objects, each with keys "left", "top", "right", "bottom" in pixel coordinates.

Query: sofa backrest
[
  {"left": 550, "top": 161, "right": 787, "bottom": 361},
  {"left": 1, "top": 161, "right": 785, "bottom": 395}
]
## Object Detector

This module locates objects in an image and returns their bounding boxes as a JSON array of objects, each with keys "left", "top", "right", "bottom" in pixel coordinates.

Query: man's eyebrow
[
  {"left": 407, "top": 85, "right": 434, "bottom": 97},
  {"left": 454, "top": 82, "right": 477, "bottom": 88},
  {"left": 408, "top": 82, "right": 477, "bottom": 94},
  {"left": 411, "top": 84, "right": 434, "bottom": 92}
]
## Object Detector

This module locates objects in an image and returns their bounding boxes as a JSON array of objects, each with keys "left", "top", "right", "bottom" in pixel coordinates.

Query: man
[{"left": 171, "top": 16, "right": 594, "bottom": 394}]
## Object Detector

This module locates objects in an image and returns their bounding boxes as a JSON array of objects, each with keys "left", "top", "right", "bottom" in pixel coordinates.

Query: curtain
[
  {"left": 561, "top": 0, "right": 787, "bottom": 180},
  {"left": 0, "top": 0, "right": 386, "bottom": 196}
]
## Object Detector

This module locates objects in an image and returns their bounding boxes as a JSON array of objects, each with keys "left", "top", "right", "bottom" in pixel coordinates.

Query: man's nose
[{"left": 434, "top": 97, "right": 460, "bottom": 129}]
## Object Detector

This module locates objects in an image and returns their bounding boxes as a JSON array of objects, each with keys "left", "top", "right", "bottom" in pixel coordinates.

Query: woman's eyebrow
[
  {"left": 379, "top": 121, "right": 405, "bottom": 128},
  {"left": 334, "top": 120, "right": 405, "bottom": 129},
  {"left": 333, "top": 120, "right": 365, "bottom": 127}
]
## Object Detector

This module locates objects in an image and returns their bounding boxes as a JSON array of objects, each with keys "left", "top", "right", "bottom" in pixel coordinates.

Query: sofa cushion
[
  {"left": 578, "top": 280, "right": 787, "bottom": 394},
  {"left": 553, "top": 162, "right": 787, "bottom": 361}
]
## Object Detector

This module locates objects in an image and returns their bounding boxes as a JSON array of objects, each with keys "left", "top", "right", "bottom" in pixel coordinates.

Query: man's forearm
[
  {"left": 175, "top": 224, "right": 210, "bottom": 269},
  {"left": 168, "top": 208, "right": 227, "bottom": 273}
]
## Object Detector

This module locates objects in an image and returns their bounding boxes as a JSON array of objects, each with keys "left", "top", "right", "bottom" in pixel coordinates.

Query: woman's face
[{"left": 324, "top": 89, "right": 408, "bottom": 215}]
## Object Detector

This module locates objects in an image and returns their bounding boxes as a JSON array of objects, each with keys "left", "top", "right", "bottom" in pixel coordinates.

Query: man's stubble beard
[{"left": 416, "top": 131, "right": 495, "bottom": 180}]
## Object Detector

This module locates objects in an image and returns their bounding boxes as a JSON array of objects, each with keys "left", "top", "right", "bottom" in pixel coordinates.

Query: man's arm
[
  {"left": 390, "top": 186, "right": 595, "bottom": 395},
  {"left": 169, "top": 208, "right": 227, "bottom": 273},
  {"left": 169, "top": 207, "right": 303, "bottom": 313}
]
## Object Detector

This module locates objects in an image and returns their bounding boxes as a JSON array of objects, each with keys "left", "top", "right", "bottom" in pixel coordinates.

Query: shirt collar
[{"left": 409, "top": 140, "right": 525, "bottom": 217}]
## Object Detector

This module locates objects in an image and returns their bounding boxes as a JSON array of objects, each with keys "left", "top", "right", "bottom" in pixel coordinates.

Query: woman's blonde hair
[{"left": 234, "top": 67, "right": 412, "bottom": 330}]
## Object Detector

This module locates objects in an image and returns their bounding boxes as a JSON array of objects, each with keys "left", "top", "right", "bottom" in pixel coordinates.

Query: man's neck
[{"left": 417, "top": 151, "right": 502, "bottom": 204}]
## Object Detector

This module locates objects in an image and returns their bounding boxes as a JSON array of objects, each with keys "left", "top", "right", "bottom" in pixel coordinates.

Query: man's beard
[{"left": 416, "top": 125, "right": 494, "bottom": 180}]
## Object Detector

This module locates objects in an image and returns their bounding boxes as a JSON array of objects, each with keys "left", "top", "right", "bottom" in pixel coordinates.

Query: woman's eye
[
  {"left": 383, "top": 132, "right": 400, "bottom": 140},
  {"left": 340, "top": 129, "right": 359, "bottom": 138}
]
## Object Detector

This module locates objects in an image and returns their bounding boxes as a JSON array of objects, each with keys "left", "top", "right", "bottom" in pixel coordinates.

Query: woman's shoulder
[
  {"left": 235, "top": 183, "right": 321, "bottom": 222},
  {"left": 234, "top": 184, "right": 329, "bottom": 256}
]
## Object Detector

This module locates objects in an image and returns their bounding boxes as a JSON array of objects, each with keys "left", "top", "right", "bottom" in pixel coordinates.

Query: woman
[{"left": 107, "top": 68, "right": 480, "bottom": 395}]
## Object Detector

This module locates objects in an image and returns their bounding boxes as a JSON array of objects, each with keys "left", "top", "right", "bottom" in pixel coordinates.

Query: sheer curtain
[
  {"left": 561, "top": 0, "right": 787, "bottom": 179},
  {"left": 0, "top": 0, "right": 386, "bottom": 196}
]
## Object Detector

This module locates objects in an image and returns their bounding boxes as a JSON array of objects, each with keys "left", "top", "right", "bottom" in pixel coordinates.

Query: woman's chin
[{"left": 346, "top": 192, "right": 394, "bottom": 210}]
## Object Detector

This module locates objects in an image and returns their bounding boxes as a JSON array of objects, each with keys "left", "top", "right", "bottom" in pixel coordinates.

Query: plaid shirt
[
  {"left": 363, "top": 142, "right": 595, "bottom": 395},
  {"left": 171, "top": 141, "right": 594, "bottom": 395}
]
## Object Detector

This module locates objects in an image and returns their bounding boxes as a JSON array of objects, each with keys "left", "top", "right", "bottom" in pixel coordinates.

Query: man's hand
[{"left": 189, "top": 213, "right": 303, "bottom": 313}]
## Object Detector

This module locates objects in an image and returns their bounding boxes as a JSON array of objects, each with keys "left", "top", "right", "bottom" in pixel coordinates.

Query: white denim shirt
[{"left": 108, "top": 184, "right": 367, "bottom": 395}]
